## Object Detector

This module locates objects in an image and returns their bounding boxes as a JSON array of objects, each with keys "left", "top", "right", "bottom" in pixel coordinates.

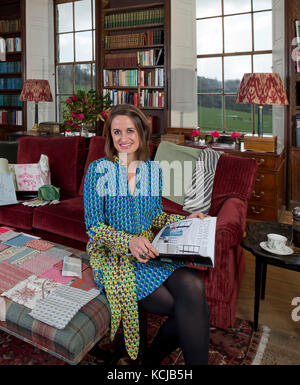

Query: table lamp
[
  {"left": 20, "top": 79, "right": 53, "bottom": 131},
  {"left": 235, "top": 73, "right": 288, "bottom": 136}
]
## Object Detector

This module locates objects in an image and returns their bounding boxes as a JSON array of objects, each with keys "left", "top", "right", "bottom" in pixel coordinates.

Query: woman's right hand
[{"left": 129, "top": 236, "right": 159, "bottom": 263}]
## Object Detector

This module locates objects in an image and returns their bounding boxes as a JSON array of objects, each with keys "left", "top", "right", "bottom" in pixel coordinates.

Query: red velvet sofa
[{"left": 0, "top": 135, "right": 257, "bottom": 329}]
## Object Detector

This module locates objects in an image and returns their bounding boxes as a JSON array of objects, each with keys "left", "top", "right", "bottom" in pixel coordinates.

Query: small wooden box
[
  {"left": 160, "top": 134, "right": 185, "bottom": 145},
  {"left": 244, "top": 134, "right": 277, "bottom": 153}
]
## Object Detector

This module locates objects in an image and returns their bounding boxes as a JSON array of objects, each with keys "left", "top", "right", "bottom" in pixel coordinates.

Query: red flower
[
  {"left": 210, "top": 130, "right": 220, "bottom": 138},
  {"left": 66, "top": 98, "right": 72, "bottom": 103},
  {"left": 72, "top": 94, "right": 78, "bottom": 101},
  {"left": 231, "top": 132, "right": 242, "bottom": 139},
  {"left": 66, "top": 120, "right": 73, "bottom": 126},
  {"left": 192, "top": 129, "right": 201, "bottom": 137},
  {"left": 73, "top": 123, "right": 79, "bottom": 129},
  {"left": 66, "top": 128, "right": 70, "bottom": 133},
  {"left": 77, "top": 113, "right": 85, "bottom": 121},
  {"left": 101, "top": 111, "right": 109, "bottom": 120}
]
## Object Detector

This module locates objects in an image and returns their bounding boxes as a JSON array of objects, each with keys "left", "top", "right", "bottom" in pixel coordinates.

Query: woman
[{"left": 84, "top": 104, "right": 209, "bottom": 365}]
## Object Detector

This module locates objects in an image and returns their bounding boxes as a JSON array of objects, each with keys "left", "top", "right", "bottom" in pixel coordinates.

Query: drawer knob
[
  {"left": 256, "top": 174, "right": 265, "bottom": 183},
  {"left": 252, "top": 158, "right": 265, "bottom": 166},
  {"left": 252, "top": 190, "right": 265, "bottom": 198},
  {"left": 250, "top": 206, "right": 265, "bottom": 214}
]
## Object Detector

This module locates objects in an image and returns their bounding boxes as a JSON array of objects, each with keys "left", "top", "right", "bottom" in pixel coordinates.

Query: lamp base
[
  {"left": 244, "top": 134, "right": 277, "bottom": 153},
  {"left": 30, "top": 123, "right": 39, "bottom": 132}
]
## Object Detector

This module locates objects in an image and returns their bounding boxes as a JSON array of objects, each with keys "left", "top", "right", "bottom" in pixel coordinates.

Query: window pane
[
  {"left": 197, "top": 18, "right": 222, "bottom": 55},
  {"left": 57, "top": 2, "right": 73, "bottom": 33},
  {"left": 75, "top": 31, "right": 93, "bottom": 61},
  {"left": 92, "top": 63, "right": 96, "bottom": 88},
  {"left": 253, "top": 54, "right": 272, "bottom": 72},
  {"left": 56, "top": 65, "right": 73, "bottom": 94},
  {"left": 57, "top": 33, "right": 74, "bottom": 63},
  {"left": 197, "top": 57, "right": 222, "bottom": 93},
  {"left": 198, "top": 95, "right": 222, "bottom": 130},
  {"left": 254, "top": 11, "right": 272, "bottom": 51},
  {"left": 93, "top": 30, "right": 95, "bottom": 61},
  {"left": 74, "top": 64, "right": 92, "bottom": 92},
  {"left": 225, "top": 95, "right": 253, "bottom": 132},
  {"left": 224, "top": 14, "right": 252, "bottom": 52},
  {"left": 93, "top": 0, "right": 95, "bottom": 28},
  {"left": 196, "top": 0, "right": 221, "bottom": 18},
  {"left": 57, "top": 95, "right": 69, "bottom": 123},
  {"left": 223, "top": 0, "right": 251, "bottom": 15},
  {"left": 253, "top": 0, "right": 272, "bottom": 11},
  {"left": 254, "top": 104, "right": 272, "bottom": 133},
  {"left": 224, "top": 55, "right": 251, "bottom": 93},
  {"left": 74, "top": 0, "right": 92, "bottom": 31}
]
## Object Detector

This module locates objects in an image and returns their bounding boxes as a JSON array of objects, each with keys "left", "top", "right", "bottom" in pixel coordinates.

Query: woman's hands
[
  {"left": 129, "top": 236, "right": 159, "bottom": 263},
  {"left": 186, "top": 211, "right": 210, "bottom": 219}
]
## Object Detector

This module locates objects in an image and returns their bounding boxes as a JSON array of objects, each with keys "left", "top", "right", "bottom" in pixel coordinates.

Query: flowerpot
[
  {"left": 198, "top": 138, "right": 206, "bottom": 145},
  {"left": 80, "top": 123, "right": 89, "bottom": 137}
]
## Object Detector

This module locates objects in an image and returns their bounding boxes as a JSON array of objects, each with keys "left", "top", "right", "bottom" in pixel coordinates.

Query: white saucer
[{"left": 259, "top": 241, "right": 294, "bottom": 256}]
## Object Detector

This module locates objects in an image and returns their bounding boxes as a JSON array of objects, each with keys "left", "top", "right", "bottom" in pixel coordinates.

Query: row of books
[
  {"left": 0, "top": 61, "right": 21, "bottom": 73},
  {"left": 0, "top": 109, "right": 22, "bottom": 125},
  {"left": 140, "top": 68, "right": 164, "bottom": 87},
  {"left": 104, "top": 8, "right": 164, "bottom": 29},
  {"left": 104, "top": 48, "right": 164, "bottom": 68},
  {"left": 140, "top": 89, "right": 164, "bottom": 108},
  {"left": 103, "top": 89, "right": 139, "bottom": 106},
  {"left": 0, "top": 78, "right": 22, "bottom": 90},
  {"left": 0, "top": 94, "right": 22, "bottom": 107},
  {"left": 103, "top": 69, "right": 138, "bottom": 87},
  {"left": 0, "top": 19, "right": 20, "bottom": 33},
  {"left": 5, "top": 37, "right": 21, "bottom": 52},
  {"left": 104, "top": 30, "right": 164, "bottom": 49}
]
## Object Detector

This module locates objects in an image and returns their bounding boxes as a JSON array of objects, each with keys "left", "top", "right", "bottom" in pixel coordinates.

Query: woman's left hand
[{"left": 186, "top": 211, "right": 210, "bottom": 219}]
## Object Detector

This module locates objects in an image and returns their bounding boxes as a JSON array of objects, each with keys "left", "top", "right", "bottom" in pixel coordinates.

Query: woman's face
[{"left": 110, "top": 115, "right": 140, "bottom": 158}]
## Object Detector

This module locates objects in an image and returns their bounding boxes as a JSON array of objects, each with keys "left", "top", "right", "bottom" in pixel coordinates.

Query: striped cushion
[
  {"left": 182, "top": 148, "right": 222, "bottom": 214},
  {"left": 0, "top": 294, "right": 110, "bottom": 365}
]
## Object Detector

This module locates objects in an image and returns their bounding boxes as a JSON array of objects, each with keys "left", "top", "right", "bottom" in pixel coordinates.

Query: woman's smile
[{"left": 111, "top": 115, "right": 140, "bottom": 160}]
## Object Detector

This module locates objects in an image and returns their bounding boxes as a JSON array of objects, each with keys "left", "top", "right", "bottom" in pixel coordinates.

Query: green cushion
[{"left": 154, "top": 141, "right": 202, "bottom": 206}]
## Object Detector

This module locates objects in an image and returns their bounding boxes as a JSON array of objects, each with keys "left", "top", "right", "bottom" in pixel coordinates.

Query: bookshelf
[
  {"left": 0, "top": 0, "right": 25, "bottom": 141},
  {"left": 99, "top": 0, "right": 169, "bottom": 138}
]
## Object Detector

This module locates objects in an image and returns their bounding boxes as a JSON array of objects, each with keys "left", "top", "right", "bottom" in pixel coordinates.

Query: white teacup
[{"left": 267, "top": 233, "right": 287, "bottom": 251}]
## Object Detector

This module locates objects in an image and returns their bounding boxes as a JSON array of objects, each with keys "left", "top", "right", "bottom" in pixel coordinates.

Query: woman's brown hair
[{"left": 104, "top": 104, "right": 151, "bottom": 162}]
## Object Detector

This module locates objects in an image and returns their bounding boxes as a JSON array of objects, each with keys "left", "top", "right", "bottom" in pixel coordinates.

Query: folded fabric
[
  {"left": 1, "top": 274, "right": 61, "bottom": 309},
  {"left": 54, "top": 259, "right": 89, "bottom": 272},
  {"left": 0, "top": 261, "right": 31, "bottom": 293},
  {"left": 4, "top": 247, "right": 35, "bottom": 264},
  {"left": 0, "top": 297, "right": 6, "bottom": 321},
  {"left": 3, "top": 233, "right": 40, "bottom": 248},
  {"left": 12, "top": 250, "right": 40, "bottom": 266},
  {"left": 43, "top": 247, "right": 73, "bottom": 260},
  {"left": 62, "top": 256, "right": 82, "bottom": 278},
  {"left": 40, "top": 267, "right": 75, "bottom": 284},
  {"left": 25, "top": 239, "right": 55, "bottom": 251},
  {"left": 29, "top": 286, "right": 99, "bottom": 329},
  {"left": 0, "top": 246, "right": 31, "bottom": 263},
  {"left": 183, "top": 148, "right": 222, "bottom": 214},
  {"left": 0, "top": 230, "right": 20, "bottom": 242},
  {"left": 0, "top": 226, "right": 14, "bottom": 235},
  {"left": 71, "top": 279, "right": 98, "bottom": 291},
  {"left": 19, "top": 253, "right": 59, "bottom": 275},
  {"left": 0, "top": 243, "right": 9, "bottom": 252}
]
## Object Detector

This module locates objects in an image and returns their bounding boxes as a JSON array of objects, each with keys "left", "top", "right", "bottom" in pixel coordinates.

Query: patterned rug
[{"left": 0, "top": 314, "right": 269, "bottom": 365}]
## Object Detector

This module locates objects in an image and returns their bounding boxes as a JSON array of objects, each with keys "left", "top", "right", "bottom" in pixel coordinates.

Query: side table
[{"left": 241, "top": 221, "right": 300, "bottom": 331}]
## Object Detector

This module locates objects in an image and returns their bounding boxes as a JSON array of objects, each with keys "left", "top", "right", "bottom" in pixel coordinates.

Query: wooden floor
[{"left": 236, "top": 211, "right": 300, "bottom": 337}]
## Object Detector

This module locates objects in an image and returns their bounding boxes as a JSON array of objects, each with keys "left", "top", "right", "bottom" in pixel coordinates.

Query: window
[
  {"left": 196, "top": 0, "right": 272, "bottom": 133},
  {"left": 54, "top": 0, "right": 96, "bottom": 122}
]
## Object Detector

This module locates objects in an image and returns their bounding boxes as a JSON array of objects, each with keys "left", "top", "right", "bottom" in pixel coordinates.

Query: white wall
[
  {"left": 272, "top": 0, "right": 286, "bottom": 150},
  {"left": 170, "top": 0, "right": 197, "bottom": 128},
  {"left": 25, "top": 0, "right": 55, "bottom": 130}
]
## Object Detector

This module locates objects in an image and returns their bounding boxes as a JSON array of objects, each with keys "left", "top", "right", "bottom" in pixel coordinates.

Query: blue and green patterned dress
[{"left": 83, "top": 155, "right": 185, "bottom": 359}]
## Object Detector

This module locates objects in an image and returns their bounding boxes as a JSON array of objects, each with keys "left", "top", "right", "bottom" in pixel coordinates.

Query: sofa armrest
[{"left": 215, "top": 197, "right": 248, "bottom": 249}]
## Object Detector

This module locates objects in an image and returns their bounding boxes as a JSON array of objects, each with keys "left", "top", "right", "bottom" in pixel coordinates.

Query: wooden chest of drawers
[{"left": 184, "top": 141, "right": 286, "bottom": 221}]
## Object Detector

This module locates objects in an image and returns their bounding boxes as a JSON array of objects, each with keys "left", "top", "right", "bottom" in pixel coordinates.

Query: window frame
[
  {"left": 196, "top": 1, "right": 272, "bottom": 133},
  {"left": 54, "top": 0, "right": 96, "bottom": 122}
]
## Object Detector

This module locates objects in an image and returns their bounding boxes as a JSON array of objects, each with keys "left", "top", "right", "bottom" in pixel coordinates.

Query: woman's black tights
[{"left": 139, "top": 267, "right": 210, "bottom": 365}]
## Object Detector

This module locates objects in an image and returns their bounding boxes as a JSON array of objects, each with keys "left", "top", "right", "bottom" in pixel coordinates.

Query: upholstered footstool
[{"left": 0, "top": 294, "right": 110, "bottom": 365}]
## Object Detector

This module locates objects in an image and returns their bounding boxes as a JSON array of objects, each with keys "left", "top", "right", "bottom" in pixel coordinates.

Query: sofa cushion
[
  {"left": 0, "top": 203, "right": 33, "bottom": 230},
  {"left": 17, "top": 136, "right": 86, "bottom": 197},
  {"left": 162, "top": 197, "right": 189, "bottom": 216},
  {"left": 33, "top": 197, "right": 88, "bottom": 243},
  {"left": 154, "top": 141, "right": 202, "bottom": 206}
]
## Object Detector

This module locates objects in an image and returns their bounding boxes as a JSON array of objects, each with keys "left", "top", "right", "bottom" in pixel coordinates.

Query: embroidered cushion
[{"left": 183, "top": 148, "right": 222, "bottom": 214}]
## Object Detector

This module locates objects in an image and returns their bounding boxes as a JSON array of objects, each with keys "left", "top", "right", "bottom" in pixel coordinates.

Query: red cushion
[
  {"left": 33, "top": 197, "right": 88, "bottom": 243},
  {"left": 78, "top": 136, "right": 106, "bottom": 196},
  {"left": 0, "top": 203, "right": 33, "bottom": 230},
  {"left": 162, "top": 197, "right": 188, "bottom": 216},
  {"left": 17, "top": 136, "right": 86, "bottom": 197}
]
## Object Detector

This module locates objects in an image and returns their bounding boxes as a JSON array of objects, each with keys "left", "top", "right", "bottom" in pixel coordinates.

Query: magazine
[{"left": 152, "top": 217, "right": 217, "bottom": 267}]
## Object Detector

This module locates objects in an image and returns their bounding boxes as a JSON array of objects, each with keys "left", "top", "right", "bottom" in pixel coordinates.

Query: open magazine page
[{"left": 152, "top": 217, "right": 217, "bottom": 267}]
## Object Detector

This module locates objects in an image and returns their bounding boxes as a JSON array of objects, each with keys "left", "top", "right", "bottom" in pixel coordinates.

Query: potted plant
[
  {"left": 192, "top": 128, "right": 206, "bottom": 144},
  {"left": 62, "top": 89, "right": 112, "bottom": 136},
  {"left": 206, "top": 130, "right": 220, "bottom": 143},
  {"left": 231, "top": 132, "right": 244, "bottom": 149}
]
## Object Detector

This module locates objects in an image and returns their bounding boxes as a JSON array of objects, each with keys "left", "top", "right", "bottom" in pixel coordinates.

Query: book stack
[
  {"left": 6, "top": 37, "right": 21, "bottom": 52},
  {"left": 103, "top": 69, "right": 138, "bottom": 87},
  {"left": 0, "top": 19, "right": 20, "bottom": 33},
  {"left": 104, "top": 52, "right": 138, "bottom": 68},
  {"left": 103, "top": 89, "right": 138, "bottom": 106},
  {"left": 104, "top": 8, "right": 164, "bottom": 29},
  {"left": 140, "top": 68, "right": 164, "bottom": 87},
  {"left": 0, "top": 94, "right": 22, "bottom": 107},
  {"left": 0, "top": 109, "right": 22, "bottom": 125},
  {"left": 104, "top": 30, "right": 163, "bottom": 49},
  {"left": 0, "top": 78, "right": 22, "bottom": 90},
  {"left": 0, "top": 61, "right": 21, "bottom": 73},
  {"left": 140, "top": 89, "right": 164, "bottom": 108}
]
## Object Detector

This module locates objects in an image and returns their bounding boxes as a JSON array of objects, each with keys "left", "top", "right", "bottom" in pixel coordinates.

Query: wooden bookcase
[
  {"left": 286, "top": 0, "right": 300, "bottom": 208},
  {"left": 0, "top": 0, "right": 26, "bottom": 141},
  {"left": 98, "top": 0, "right": 170, "bottom": 138}
]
